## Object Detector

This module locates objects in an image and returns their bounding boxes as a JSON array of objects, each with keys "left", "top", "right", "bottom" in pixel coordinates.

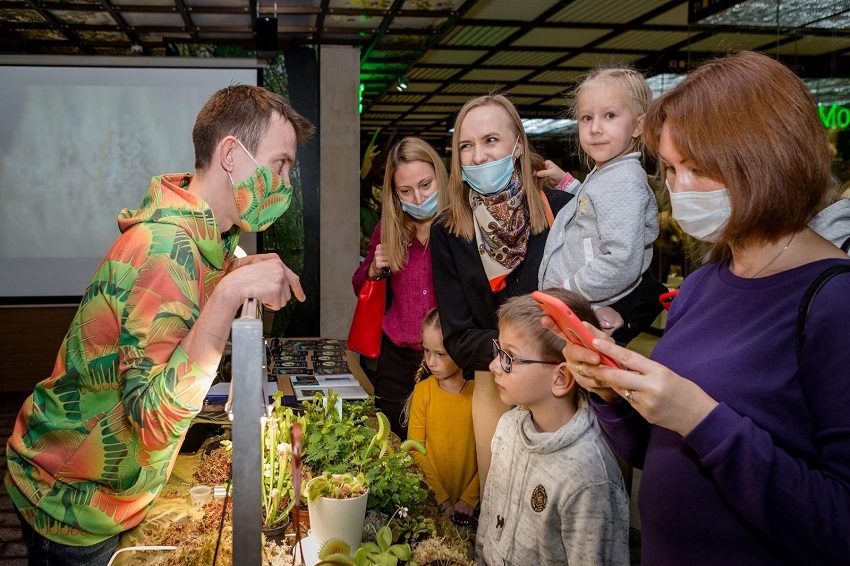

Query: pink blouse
[{"left": 352, "top": 222, "right": 436, "bottom": 350}]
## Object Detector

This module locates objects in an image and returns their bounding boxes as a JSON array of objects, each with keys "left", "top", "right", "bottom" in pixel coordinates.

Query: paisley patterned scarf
[{"left": 469, "top": 175, "right": 530, "bottom": 292}]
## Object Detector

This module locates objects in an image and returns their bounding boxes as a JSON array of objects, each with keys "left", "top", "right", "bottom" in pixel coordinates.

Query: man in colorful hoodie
[{"left": 5, "top": 84, "right": 314, "bottom": 564}]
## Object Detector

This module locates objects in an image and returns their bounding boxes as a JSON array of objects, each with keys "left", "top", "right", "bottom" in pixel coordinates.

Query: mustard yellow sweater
[{"left": 407, "top": 378, "right": 479, "bottom": 508}]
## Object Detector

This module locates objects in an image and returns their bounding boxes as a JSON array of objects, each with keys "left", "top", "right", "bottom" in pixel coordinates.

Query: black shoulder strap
[
  {"left": 796, "top": 265, "right": 850, "bottom": 360},
  {"left": 841, "top": 235, "right": 850, "bottom": 254}
]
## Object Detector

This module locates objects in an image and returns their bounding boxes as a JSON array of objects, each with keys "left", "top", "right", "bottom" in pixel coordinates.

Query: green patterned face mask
[{"left": 228, "top": 139, "right": 292, "bottom": 232}]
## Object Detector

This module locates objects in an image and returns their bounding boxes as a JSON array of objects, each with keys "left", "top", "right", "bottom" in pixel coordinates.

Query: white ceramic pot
[{"left": 306, "top": 478, "right": 369, "bottom": 553}]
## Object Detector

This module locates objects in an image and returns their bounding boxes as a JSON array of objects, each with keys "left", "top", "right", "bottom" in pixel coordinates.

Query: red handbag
[{"left": 347, "top": 274, "right": 387, "bottom": 358}]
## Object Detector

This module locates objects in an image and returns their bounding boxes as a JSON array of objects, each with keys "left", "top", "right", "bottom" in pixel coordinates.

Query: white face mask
[{"left": 667, "top": 183, "right": 731, "bottom": 243}]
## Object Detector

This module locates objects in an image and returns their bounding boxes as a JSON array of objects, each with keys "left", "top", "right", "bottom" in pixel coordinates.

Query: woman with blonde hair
[
  {"left": 353, "top": 136, "right": 448, "bottom": 438},
  {"left": 430, "top": 94, "right": 575, "bottom": 492}
]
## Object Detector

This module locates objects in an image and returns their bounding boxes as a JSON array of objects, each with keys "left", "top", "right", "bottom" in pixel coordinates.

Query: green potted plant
[
  {"left": 307, "top": 471, "right": 370, "bottom": 552},
  {"left": 307, "top": 471, "right": 369, "bottom": 501},
  {"left": 312, "top": 507, "right": 423, "bottom": 566},
  {"left": 300, "top": 392, "right": 428, "bottom": 516},
  {"left": 315, "top": 527, "right": 416, "bottom": 566}
]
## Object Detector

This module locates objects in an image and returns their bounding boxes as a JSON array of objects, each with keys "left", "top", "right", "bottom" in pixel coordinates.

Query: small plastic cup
[
  {"left": 189, "top": 485, "right": 212, "bottom": 507},
  {"left": 213, "top": 486, "right": 227, "bottom": 500}
]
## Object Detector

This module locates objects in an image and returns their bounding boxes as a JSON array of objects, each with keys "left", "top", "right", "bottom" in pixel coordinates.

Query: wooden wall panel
[{"left": 0, "top": 307, "right": 76, "bottom": 392}]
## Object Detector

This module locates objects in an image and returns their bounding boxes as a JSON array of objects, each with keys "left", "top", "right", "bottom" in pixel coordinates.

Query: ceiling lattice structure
[{"left": 3, "top": 0, "right": 849, "bottom": 142}]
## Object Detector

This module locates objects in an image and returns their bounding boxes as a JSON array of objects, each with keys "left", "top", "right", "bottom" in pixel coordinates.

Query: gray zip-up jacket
[
  {"left": 539, "top": 152, "right": 658, "bottom": 306},
  {"left": 810, "top": 198, "right": 850, "bottom": 254}
]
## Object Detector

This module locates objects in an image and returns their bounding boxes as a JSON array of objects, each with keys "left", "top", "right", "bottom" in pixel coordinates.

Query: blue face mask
[
  {"left": 400, "top": 190, "right": 438, "bottom": 220},
  {"left": 461, "top": 137, "right": 519, "bottom": 196}
]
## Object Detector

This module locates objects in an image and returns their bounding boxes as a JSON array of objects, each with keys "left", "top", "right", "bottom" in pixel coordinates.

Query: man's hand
[
  {"left": 227, "top": 252, "right": 277, "bottom": 272},
  {"left": 221, "top": 253, "right": 305, "bottom": 310},
  {"left": 179, "top": 253, "right": 305, "bottom": 376}
]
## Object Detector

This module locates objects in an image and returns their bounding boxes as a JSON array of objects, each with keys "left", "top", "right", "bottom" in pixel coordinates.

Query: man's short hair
[{"left": 192, "top": 84, "right": 314, "bottom": 170}]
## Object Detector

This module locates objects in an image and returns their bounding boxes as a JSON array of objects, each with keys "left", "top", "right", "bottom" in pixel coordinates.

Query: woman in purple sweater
[
  {"left": 560, "top": 51, "right": 850, "bottom": 564},
  {"left": 353, "top": 137, "right": 447, "bottom": 438}
]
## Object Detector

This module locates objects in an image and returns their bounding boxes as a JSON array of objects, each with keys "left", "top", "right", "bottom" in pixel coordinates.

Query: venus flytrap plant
[
  {"left": 352, "top": 521, "right": 417, "bottom": 566},
  {"left": 313, "top": 508, "right": 420, "bottom": 566},
  {"left": 307, "top": 472, "right": 369, "bottom": 501},
  {"left": 365, "top": 412, "right": 390, "bottom": 462},
  {"left": 392, "top": 513, "right": 435, "bottom": 545}
]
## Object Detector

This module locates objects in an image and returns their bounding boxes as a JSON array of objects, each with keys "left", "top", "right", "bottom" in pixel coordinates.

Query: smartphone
[{"left": 531, "top": 290, "right": 622, "bottom": 369}]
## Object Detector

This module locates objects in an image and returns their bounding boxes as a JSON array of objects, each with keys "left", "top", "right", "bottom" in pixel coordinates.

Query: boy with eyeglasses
[{"left": 476, "top": 288, "right": 629, "bottom": 566}]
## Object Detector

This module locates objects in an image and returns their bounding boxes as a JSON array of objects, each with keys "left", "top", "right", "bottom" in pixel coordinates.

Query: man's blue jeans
[{"left": 16, "top": 508, "right": 120, "bottom": 566}]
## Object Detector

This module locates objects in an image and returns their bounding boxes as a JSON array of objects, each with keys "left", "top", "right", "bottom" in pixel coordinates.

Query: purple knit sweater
[
  {"left": 593, "top": 258, "right": 850, "bottom": 564},
  {"left": 352, "top": 222, "right": 436, "bottom": 350}
]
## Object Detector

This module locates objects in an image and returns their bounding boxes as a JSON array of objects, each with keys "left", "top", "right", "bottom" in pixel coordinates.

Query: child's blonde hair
[
  {"left": 401, "top": 308, "right": 443, "bottom": 428},
  {"left": 413, "top": 308, "right": 441, "bottom": 383},
  {"left": 497, "top": 288, "right": 600, "bottom": 364},
  {"left": 571, "top": 67, "right": 653, "bottom": 169}
]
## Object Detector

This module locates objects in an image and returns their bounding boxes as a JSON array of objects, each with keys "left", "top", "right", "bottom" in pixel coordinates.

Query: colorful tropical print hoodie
[{"left": 5, "top": 174, "right": 238, "bottom": 545}]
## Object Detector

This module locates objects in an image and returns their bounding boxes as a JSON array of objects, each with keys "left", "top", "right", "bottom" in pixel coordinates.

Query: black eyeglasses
[{"left": 491, "top": 339, "right": 560, "bottom": 374}]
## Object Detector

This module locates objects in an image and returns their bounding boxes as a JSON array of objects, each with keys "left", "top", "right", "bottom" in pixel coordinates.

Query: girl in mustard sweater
[{"left": 405, "top": 309, "right": 479, "bottom": 523}]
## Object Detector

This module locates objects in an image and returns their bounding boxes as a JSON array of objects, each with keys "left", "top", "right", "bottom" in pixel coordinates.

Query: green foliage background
[{"left": 260, "top": 54, "right": 308, "bottom": 337}]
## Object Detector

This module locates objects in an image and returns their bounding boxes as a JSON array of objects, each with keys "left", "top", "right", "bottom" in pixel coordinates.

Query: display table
[
  {"left": 112, "top": 340, "right": 375, "bottom": 565},
  {"left": 113, "top": 444, "right": 215, "bottom": 565},
  {"left": 272, "top": 339, "right": 374, "bottom": 401}
]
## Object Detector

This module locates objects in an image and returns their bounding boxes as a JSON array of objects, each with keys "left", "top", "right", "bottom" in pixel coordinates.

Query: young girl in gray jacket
[{"left": 538, "top": 68, "right": 658, "bottom": 332}]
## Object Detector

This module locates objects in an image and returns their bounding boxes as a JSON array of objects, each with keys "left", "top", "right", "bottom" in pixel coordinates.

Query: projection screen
[{"left": 0, "top": 61, "right": 260, "bottom": 303}]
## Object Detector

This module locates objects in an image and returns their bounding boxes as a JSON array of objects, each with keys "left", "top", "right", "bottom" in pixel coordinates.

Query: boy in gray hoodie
[{"left": 476, "top": 289, "right": 629, "bottom": 566}]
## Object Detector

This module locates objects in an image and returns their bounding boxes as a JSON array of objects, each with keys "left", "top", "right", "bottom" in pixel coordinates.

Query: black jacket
[{"left": 430, "top": 188, "right": 573, "bottom": 372}]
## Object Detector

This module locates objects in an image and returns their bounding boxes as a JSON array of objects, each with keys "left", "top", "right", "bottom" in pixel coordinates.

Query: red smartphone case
[{"left": 531, "top": 290, "right": 622, "bottom": 369}]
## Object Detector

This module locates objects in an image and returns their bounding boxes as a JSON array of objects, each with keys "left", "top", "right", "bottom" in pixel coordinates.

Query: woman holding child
[
  {"left": 430, "top": 94, "right": 574, "bottom": 491},
  {"left": 433, "top": 88, "right": 664, "bottom": 493},
  {"left": 563, "top": 51, "right": 850, "bottom": 564}
]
